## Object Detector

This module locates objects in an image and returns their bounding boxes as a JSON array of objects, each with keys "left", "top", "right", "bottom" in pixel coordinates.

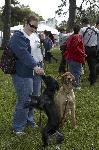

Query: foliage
[
  {"left": 0, "top": 48, "right": 99, "bottom": 150},
  {"left": 10, "top": 5, "right": 33, "bottom": 26},
  {"left": 76, "top": 1, "right": 99, "bottom": 25},
  {"left": 56, "top": 0, "right": 99, "bottom": 30},
  {"left": 10, "top": 4, "right": 44, "bottom": 26},
  {"left": 0, "top": 0, "right": 44, "bottom": 30},
  {"left": 11, "top": 0, "right": 19, "bottom": 6}
]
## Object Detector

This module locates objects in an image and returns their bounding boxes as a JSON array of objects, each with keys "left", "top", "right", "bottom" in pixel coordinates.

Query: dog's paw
[{"left": 55, "top": 131, "right": 64, "bottom": 144}]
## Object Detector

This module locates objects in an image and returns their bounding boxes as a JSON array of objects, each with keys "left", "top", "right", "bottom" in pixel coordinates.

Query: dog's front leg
[
  {"left": 70, "top": 101, "right": 76, "bottom": 128},
  {"left": 60, "top": 101, "right": 69, "bottom": 127},
  {"left": 42, "top": 125, "right": 49, "bottom": 147}
]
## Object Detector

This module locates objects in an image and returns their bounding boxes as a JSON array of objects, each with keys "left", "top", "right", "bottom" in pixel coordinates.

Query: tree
[
  {"left": 56, "top": 0, "right": 76, "bottom": 31},
  {"left": 76, "top": 6, "right": 99, "bottom": 25},
  {"left": 2, "top": 0, "right": 11, "bottom": 48},
  {"left": 1, "top": 2, "right": 44, "bottom": 27},
  {"left": 0, "top": 9, "right": 3, "bottom": 30},
  {"left": 76, "top": 0, "right": 99, "bottom": 25},
  {"left": 0, "top": 0, "right": 44, "bottom": 48},
  {"left": 56, "top": 0, "right": 99, "bottom": 31},
  {"left": 67, "top": 0, "right": 76, "bottom": 32}
]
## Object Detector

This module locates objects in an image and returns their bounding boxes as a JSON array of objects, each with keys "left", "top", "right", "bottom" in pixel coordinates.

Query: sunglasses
[{"left": 29, "top": 23, "right": 38, "bottom": 29}]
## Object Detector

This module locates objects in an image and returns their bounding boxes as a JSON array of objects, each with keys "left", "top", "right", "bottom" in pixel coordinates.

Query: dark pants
[
  {"left": 45, "top": 51, "right": 51, "bottom": 63},
  {"left": 85, "top": 46, "right": 97, "bottom": 85},
  {"left": 58, "top": 51, "right": 67, "bottom": 73},
  {"left": 45, "top": 51, "right": 57, "bottom": 63}
]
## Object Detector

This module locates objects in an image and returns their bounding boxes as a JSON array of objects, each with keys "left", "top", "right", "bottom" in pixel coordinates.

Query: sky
[{"left": 0, "top": 0, "right": 82, "bottom": 23}]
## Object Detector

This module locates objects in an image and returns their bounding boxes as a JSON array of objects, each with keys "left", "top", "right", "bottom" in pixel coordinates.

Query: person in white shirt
[
  {"left": 96, "top": 20, "right": 99, "bottom": 58},
  {"left": 80, "top": 17, "right": 98, "bottom": 85},
  {"left": 58, "top": 28, "right": 67, "bottom": 73},
  {"left": 95, "top": 20, "right": 99, "bottom": 76},
  {"left": 30, "top": 32, "right": 44, "bottom": 97},
  {"left": 10, "top": 15, "right": 44, "bottom": 135}
]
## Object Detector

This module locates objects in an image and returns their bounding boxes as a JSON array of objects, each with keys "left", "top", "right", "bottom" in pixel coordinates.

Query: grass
[{"left": 0, "top": 48, "right": 99, "bottom": 150}]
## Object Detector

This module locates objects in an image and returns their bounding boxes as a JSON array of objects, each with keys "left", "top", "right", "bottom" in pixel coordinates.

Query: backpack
[
  {"left": 83, "top": 27, "right": 98, "bottom": 46},
  {"left": 0, "top": 46, "right": 16, "bottom": 74}
]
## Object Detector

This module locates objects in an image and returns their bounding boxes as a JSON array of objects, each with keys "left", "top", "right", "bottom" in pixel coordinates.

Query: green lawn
[{"left": 0, "top": 49, "right": 99, "bottom": 150}]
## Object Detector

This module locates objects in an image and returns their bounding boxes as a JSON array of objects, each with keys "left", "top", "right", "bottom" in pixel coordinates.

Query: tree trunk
[
  {"left": 2, "top": 0, "right": 11, "bottom": 48},
  {"left": 67, "top": 0, "right": 76, "bottom": 32}
]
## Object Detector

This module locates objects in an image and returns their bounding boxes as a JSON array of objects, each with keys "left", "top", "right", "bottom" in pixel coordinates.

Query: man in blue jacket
[{"left": 9, "top": 15, "right": 44, "bottom": 135}]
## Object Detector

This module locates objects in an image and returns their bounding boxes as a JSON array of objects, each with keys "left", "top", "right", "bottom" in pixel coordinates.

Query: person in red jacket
[{"left": 64, "top": 24, "right": 86, "bottom": 89}]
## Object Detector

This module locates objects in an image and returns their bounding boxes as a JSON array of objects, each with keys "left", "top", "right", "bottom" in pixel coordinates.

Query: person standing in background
[
  {"left": 58, "top": 28, "right": 68, "bottom": 73},
  {"left": 43, "top": 30, "right": 53, "bottom": 63},
  {"left": 96, "top": 20, "right": 99, "bottom": 62},
  {"left": 9, "top": 15, "right": 44, "bottom": 135},
  {"left": 80, "top": 17, "right": 98, "bottom": 85},
  {"left": 39, "top": 32, "right": 45, "bottom": 58},
  {"left": 64, "top": 24, "right": 86, "bottom": 90}
]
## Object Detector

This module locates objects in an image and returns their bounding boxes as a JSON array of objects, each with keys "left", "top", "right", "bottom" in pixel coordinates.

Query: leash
[{"left": 38, "top": 79, "right": 43, "bottom": 127}]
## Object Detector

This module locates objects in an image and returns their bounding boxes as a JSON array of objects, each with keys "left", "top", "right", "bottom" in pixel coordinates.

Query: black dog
[{"left": 25, "top": 75, "right": 64, "bottom": 147}]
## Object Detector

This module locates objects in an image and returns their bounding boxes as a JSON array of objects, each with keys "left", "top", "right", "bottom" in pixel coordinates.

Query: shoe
[
  {"left": 75, "top": 86, "right": 81, "bottom": 90},
  {"left": 12, "top": 130, "right": 25, "bottom": 136},
  {"left": 27, "top": 121, "right": 39, "bottom": 128},
  {"left": 90, "top": 79, "right": 96, "bottom": 85},
  {"left": 33, "top": 123, "right": 39, "bottom": 128},
  {"left": 90, "top": 82, "right": 95, "bottom": 86},
  {"left": 81, "top": 67, "right": 84, "bottom": 75}
]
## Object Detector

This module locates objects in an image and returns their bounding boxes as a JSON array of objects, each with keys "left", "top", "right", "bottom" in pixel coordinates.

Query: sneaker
[
  {"left": 13, "top": 130, "right": 25, "bottom": 136},
  {"left": 27, "top": 121, "right": 39, "bottom": 128},
  {"left": 81, "top": 67, "right": 84, "bottom": 75},
  {"left": 90, "top": 82, "right": 96, "bottom": 86},
  {"left": 33, "top": 123, "right": 39, "bottom": 128},
  {"left": 75, "top": 86, "right": 81, "bottom": 90}
]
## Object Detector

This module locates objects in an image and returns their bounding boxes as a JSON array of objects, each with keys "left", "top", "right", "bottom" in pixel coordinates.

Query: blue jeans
[
  {"left": 67, "top": 60, "right": 82, "bottom": 87},
  {"left": 12, "top": 73, "right": 41, "bottom": 132}
]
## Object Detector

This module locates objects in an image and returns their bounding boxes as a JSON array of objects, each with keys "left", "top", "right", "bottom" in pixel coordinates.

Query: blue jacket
[{"left": 9, "top": 31, "right": 37, "bottom": 78}]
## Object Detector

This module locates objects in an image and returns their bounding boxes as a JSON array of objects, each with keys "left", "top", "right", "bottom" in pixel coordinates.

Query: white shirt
[
  {"left": 80, "top": 26, "right": 98, "bottom": 47},
  {"left": 21, "top": 29, "right": 43, "bottom": 63},
  {"left": 30, "top": 33, "right": 43, "bottom": 62},
  {"left": 96, "top": 28, "right": 99, "bottom": 50}
]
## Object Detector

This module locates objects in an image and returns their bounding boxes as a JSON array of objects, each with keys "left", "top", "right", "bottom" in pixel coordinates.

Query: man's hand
[{"left": 34, "top": 66, "right": 45, "bottom": 75}]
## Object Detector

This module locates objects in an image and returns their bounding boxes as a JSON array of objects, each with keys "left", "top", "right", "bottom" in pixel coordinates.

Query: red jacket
[{"left": 64, "top": 34, "right": 86, "bottom": 64}]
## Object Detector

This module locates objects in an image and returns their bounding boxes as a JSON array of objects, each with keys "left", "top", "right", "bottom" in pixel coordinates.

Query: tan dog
[{"left": 55, "top": 72, "right": 76, "bottom": 128}]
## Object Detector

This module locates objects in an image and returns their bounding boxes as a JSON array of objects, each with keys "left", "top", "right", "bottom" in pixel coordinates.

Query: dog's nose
[{"left": 67, "top": 77, "right": 72, "bottom": 81}]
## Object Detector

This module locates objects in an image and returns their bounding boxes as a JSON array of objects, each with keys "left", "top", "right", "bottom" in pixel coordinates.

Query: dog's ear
[
  {"left": 70, "top": 73, "right": 75, "bottom": 81},
  {"left": 61, "top": 73, "right": 66, "bottom": 84}
]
